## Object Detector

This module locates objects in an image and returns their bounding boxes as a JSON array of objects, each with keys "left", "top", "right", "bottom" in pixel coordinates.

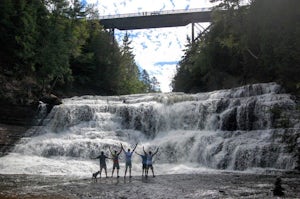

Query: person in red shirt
[{"left": 109, "top": 145, "right": 122, "bottom": 178}]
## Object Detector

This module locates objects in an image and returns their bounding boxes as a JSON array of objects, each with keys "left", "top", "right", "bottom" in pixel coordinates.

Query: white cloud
[{"left": 86, "top": 0, "right": 213, "bottom": 92}]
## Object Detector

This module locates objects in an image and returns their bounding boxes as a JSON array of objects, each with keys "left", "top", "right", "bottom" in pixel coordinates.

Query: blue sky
[{"left": 85, "top": 0, "right": 213, "bottom": 92}]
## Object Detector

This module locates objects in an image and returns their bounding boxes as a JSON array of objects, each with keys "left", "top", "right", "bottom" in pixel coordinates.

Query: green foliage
[
  {"left": 173, "top": 0, "right": 300, "bottom": 95},
  {"left": 0, "top": 0, "right": 43, "bottom": 74},
  {"left": 0, "top": 0, "right": 157, "bottom": 99},
  {"left": 115, "top": 33, "right": 160, "bottom": 94},
  {"left": 141, "top": 69, "right": 160, "bottom": 93}
]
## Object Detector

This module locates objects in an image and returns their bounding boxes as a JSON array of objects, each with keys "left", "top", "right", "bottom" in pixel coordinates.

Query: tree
[
  {"left": 0, "top": 0, "right": 44, "bottom": 75},
  {"left": 172, "top": 0, "right": 300, "bottom": 95},
  {"left": 141, "top": 69, "right": 151, "bottom": 92},
  {"left": 0, "top": 0, "right": 161, "bottom": 102},
  {"left": 150, "top": 76, "right": 160, "bottom": 92},
  {"left": 116, "top": 32, "right": 146, "bottom": 94},
  {"left": 35, "top": 0, "right": 72, "bottom": 92},
  {"left": 210, "top": 0, "right": 241, "bottom": 9},
  {"left": 35, "top": 0, "right": 90, "bottom": 92}
]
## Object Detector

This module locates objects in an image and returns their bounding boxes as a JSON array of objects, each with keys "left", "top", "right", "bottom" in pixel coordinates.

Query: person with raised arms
[
  {"left": 135, "top": 146, "right": 148, "bottom": 177},
  {"left": 121, "top": 143, "right": 138, "bottom": 178},
  {"left": 92, "top": 151, "right": 110, "bottom": 179},
  {"left": 109, "top": 145, "right": 122, "bottom": 178},
  {"left": 145, "top": 147, "right": 159, "bottom": 178}
]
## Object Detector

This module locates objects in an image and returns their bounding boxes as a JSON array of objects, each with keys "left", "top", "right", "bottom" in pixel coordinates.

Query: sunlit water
[{"left": 0, "top": 83, "right": 298, "bottom": 178}]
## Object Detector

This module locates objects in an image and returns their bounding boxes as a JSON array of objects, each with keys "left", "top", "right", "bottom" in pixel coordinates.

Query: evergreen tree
[
  {"left": 0, "top": 0, "right": 158, "bottom": 101},
  {"left": 117, "top": 33, "right": 146, "bottom": 94},
  {"left": 35, "top": 0, "right": 90, "bottom": 92},
  {"left": 141, "top": 69, "right": 151, "bottom": 92},
  {"left": 172, "top": 0, "right": 300, "bottom": 95},
  {"left": 0, "top": 0, "right": 44, "bottom": 75},
  {"left": 150, "top": 76, "right": 160, "bottom": 92},
  {"left": 35, "top": 0, "right": 72, "bottom": 91}
]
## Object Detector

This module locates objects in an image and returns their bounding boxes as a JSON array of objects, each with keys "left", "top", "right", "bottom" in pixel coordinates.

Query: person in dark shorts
[
  {"left": 121, "top": 143, "right": 138, "bottom": 178},
  {"left": 135, "top": 146, "right": 148, "bottom": 176},
  {"left": 145, "top": 147, "right": 159, "bottom": 177},
  {"left": 92, "top": 151, "right": 110, "bottom": 178},
  {"left": 109, "top": 145, "right": 122, "bottom": 178}
]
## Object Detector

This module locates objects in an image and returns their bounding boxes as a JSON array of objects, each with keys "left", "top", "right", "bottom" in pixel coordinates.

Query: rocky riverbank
[{"left": 0, "top": 171, "right": 299, "bottom": 199}]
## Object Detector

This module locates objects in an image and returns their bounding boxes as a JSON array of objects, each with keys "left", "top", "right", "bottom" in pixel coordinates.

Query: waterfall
[{"left": 0, "top": 82, "right": 299, "bottom": 176}]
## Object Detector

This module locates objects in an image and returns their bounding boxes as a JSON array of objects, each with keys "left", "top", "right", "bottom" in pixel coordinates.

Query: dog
[{"left": 92, "top": 171, "right": 99, "bottom": 182}]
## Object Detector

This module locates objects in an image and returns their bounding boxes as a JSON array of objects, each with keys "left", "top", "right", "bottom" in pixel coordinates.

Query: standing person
[
  {"left": 92, "top": 151, "right": 110, "bottom": 178},
  {"left": 135, "top": 146, "right": 148, "bottom": 177},
  {"left": 121, "top": 143, "right": 138, "bottom": 178},
  {"left": 145, "top": 147, "right": 159, "bottom": 177},
  {"left": 109, "top": 145, "right": 122, "bottom": 178}
]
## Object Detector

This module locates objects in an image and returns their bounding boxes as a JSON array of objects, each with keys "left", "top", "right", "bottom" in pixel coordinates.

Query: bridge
[
  {"left": 100, "top": 8, "right": 213, "bottom": 42},
  {"left": 100, "top": 8, "right": 212, "bottom": 30}
]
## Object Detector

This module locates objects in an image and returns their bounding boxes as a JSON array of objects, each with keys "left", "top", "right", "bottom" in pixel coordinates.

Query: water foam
[{"left": 0, "top": 83, "right": 298, "bottom": 177}]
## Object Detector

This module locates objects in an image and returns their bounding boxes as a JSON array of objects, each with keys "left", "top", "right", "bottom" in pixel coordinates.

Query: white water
[{"left": 0, "top": 83, "right": 298, "bottom": 177}]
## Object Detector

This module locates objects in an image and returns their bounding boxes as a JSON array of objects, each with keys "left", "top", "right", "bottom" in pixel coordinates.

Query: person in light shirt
[
  {"left": 121, "top": 143, "right": 138, "bottom": 178},
  {"left": 145, "top": 147, "right": 159, "bottom": 177}
]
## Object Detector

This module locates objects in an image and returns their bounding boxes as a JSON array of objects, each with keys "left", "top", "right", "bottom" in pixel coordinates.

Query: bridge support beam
[
  {"left": 192, "top": 23, "right": 211, "bottom": 44},
  {"left": 109, "top": 28, "right": 115, "bottom": 44},
  {"left": 192, "top": 22, "right": 195, "bottom": 44}
]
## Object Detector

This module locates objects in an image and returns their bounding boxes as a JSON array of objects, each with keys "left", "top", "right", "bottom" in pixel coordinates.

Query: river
[{"left": 0, "top": 82, "right": 299, "bottom": 198}]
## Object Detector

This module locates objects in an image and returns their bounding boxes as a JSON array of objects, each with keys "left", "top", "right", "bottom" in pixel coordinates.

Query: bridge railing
[{"left": 99, "top": 7, "right": 212, "bottom": 19}]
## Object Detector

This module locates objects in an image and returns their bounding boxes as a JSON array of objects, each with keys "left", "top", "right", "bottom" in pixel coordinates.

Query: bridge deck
[{"left": 100, "top": 8, "right": 212, "bottom": 30}]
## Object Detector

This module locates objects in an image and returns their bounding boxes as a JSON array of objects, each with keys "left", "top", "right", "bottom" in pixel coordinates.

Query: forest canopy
[
  {"left": 172, "top": 0, "right": 300, "bottom": 95},
  {"left": 0, "top": 0, "right": 160, "bottom": 105},
  {"left": 1, "top": 0, "right": 299, "bottom": 106}
]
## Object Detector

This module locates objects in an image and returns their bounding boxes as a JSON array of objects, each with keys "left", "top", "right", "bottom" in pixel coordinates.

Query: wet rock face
[
  {"left": 117, "top": 83, "right": 299, "bottom": 133},
  {"left": 0, "top": 103, "right": 37, "bottom": 156},
  {"left": 0, "top": 124, "right": 28, "bottom": 156},
  {"left": 0, "top": 74, "right": 50, "bottom": 155},
  {"left": 40, "top": 94, "right": 62, "bottom": 113}
]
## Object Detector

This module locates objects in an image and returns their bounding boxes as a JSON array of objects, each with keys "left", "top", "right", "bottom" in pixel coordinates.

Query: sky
[{"left": 84, "top": 0, "right": 214, "bottom": 92}]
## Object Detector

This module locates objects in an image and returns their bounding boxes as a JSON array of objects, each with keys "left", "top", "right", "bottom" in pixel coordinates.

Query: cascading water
[{"left": 0, "top": 82, "right": 299, "bottom": 176}]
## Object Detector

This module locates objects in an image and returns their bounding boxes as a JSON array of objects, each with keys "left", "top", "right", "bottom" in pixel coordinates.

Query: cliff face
[
  {"left": 0, "top": 73, "right": 65, "bottom": 156},
  {"left": 0, "top": 103, "right": 38, "bottom": 156},
  {"left": 0, "top": 73, "right": 40, "bottom": 156}
]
